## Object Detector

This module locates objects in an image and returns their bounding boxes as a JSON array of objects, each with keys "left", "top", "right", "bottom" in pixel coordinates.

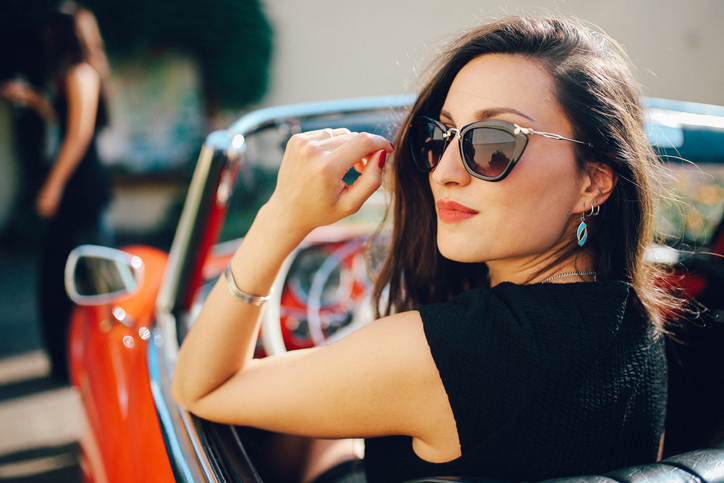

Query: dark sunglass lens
[
  {"left": 411, "top": 120, "right": 445, "bottom": 171},
  {"left": 463, "top": 128, "right": 517, "bottom": 178}
]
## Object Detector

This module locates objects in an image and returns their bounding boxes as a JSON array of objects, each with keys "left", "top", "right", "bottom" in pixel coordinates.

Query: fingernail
[{"left": 378, "top": 151, "right": 387, "bottom": 169}]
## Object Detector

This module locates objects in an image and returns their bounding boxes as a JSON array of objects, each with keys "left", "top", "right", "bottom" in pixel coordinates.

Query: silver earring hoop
[{"left": 589, "top": 203, "right": 600, "bottom": 217}]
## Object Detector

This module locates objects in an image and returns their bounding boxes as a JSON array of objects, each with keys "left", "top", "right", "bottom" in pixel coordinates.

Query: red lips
[{"left": 436, "top": 199, "right": 479, "bottom": 223}]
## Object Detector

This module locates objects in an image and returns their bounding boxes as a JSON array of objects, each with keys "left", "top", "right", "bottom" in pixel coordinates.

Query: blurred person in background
[{"left": 1, "top": 1, "right": 112, "bottom": 383}]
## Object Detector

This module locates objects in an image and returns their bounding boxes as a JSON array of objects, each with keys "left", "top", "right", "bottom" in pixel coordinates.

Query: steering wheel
[{"left": 261, "top": 238, "right": 375, "bottom": 355}]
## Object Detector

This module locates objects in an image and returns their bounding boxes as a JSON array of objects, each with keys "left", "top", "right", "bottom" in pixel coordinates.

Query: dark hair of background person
[
  {"left": 45, "top": 3, "right": 110, "bottom": 128},
  {"left": 371, "top": 15, "right": 683, "bottom": 331}
]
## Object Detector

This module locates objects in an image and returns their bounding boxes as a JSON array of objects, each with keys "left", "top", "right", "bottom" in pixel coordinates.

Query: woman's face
[{"left": 430, "top": 54, "right": 588, "bottom": 283}]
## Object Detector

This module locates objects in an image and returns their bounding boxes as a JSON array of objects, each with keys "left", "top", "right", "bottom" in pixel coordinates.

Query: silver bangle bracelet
[{"left": 224, "top": 263, "right": 274, "bottom": 306}]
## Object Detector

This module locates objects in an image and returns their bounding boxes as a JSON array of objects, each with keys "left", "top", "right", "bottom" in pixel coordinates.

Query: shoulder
[
  {"left": 65, "top": 62, "right": 98, "bottom": 80},
  {"left": 60, "top": 63, "right": 101, "bottom": 111},
  {"left": 64, "top": 63, "right": 100, "bottom": 92},
  {"left": 326, "top": 310, "right": 431, "bottom": 392},
  {"left": 349, "top": 310, "right": 428, "bottom": 361}
]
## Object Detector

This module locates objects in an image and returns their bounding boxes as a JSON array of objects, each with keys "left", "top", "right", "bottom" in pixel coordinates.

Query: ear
[{"left": 578, "top": 162, "right": 618, "bottom": 212}]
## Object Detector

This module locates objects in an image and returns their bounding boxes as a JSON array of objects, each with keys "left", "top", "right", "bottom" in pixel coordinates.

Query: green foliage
[
  {"left": 1, "top": 0, "right": 274, "bottom": 109},
  {"left": 88, "top": 0, "right": 273, "bottom": 108}
]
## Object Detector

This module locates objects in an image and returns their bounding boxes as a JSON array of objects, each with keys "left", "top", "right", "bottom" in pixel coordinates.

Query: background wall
[{"left": 261, "top": 0, "right": 724, "bottom": 108}]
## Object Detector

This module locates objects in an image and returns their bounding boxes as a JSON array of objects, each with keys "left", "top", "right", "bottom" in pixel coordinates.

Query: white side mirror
[{"left": 65, "top": 245, "right": 144, "bottom": 305}]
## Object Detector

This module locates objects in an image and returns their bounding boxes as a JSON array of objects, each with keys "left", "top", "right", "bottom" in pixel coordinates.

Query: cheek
[
  {"left": 497, "top": 154, "right": 583, "bottom": 235},
  {"left": 512, "top": 149, "right": 581, "bottom": 204}
]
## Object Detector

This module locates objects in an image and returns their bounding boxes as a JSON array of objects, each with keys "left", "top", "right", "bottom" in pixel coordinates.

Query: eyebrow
[{"left": 440, "top": 107, "right": 535, "bottom": 123}]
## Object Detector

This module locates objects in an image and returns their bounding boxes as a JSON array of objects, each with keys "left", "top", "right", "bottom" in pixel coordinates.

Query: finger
[
  {"left": 353, "top": 157, "right": 368, "bottom": 174},
  {"left": 286, "top": 129, "right": 355, "bottom": 157},
  {"left": 343, "top": 150, "right": 386, "bottom": 213},
  {"left": 328, "top": 132, "right": 393, "bottom": 177},
  {"left": 311, "top": 127, "right": 352, "bottom": 141}
]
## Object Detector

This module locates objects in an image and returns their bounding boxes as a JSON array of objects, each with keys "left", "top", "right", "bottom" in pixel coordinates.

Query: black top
[
  {"left": 53, "top": 72, "right": 111, "bottom": 224},
  {"left": 364, "top": 280, "right": 667, "bottom": 483}
]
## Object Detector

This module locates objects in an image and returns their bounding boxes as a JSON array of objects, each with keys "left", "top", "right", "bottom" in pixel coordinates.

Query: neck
[{"left": 487, "top": 252, "right": 595, "bottom": 287}]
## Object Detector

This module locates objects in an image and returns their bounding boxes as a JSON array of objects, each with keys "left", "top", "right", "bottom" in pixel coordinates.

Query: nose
[{"left": 430, "top": 131, "right": 472, "bottom": 186}]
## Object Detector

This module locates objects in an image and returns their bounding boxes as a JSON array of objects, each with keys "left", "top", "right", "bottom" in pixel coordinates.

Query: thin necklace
[{"left": 541, "top": 271, "right": 597, "bottom": 284}]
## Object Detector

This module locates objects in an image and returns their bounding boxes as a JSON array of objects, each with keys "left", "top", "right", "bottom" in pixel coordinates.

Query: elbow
[
  {"left": 170, "top": 373, "right": 186, "bottom": 408},
  {"left": 170, "top": 347, "right": 208, "bottom": 412},
  {"left": 170, "top": 371, "right": 198, "bottom": 411}
]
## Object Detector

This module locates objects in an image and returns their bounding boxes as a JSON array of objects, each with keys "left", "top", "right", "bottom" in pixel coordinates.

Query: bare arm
[
  {"left": 36, "top": 63, "right": 100, "bottom": 218},
  {"left": 172, "top": 130, "right": 460, "bottom": 462},
  {"left": 0, "top": 80, "right": 56, "bottom": 122}
]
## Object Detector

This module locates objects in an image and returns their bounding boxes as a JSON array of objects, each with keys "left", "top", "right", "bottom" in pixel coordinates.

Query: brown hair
[
  {"left": 45, "top": 2, "right": 110, "bottom": 128},
  {"left": 372, "top": 15, "right": 679, "bottom": 329}
]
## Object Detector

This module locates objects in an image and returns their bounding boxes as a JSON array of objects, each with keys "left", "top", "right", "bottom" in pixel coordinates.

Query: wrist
[
  {"left": 226, "top": 203, "right": 310, "bottom": 293},
  {"left": 257, "top": 199, "right": 313, "bottom": 245},
  {"left": 41, "top": 174, "right": 66, "bottom": 195}
]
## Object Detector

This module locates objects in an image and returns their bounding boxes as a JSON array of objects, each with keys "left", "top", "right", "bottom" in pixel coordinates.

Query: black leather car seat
[{"left": 404, "top": 446, "right": 724, "bottom": 482}]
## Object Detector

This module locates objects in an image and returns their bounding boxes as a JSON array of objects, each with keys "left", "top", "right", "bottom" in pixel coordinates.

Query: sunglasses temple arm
[{"left": 518, "top": 126, "right": 595, "bottom": 149}]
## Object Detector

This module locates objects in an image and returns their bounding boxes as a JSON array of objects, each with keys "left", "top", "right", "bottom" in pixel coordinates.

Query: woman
[
  {"left": 1, "top": 3, "right": 112, "bottom": 383},
  {"left": 172, "top": 15, "right": 674, "bottom": 483}
]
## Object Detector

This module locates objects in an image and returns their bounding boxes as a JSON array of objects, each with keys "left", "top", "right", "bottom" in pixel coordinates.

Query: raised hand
[{"left": 266, "top": 128, "right": 394, "bottom": 237}]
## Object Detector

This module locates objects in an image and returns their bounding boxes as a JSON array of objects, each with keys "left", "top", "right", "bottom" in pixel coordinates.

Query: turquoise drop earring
[
  {"left": 577, "top": 212, "right": 588, "bottom": 246},
  {"left": 577, "top": 203, "right": 599, "bottom": 247}
]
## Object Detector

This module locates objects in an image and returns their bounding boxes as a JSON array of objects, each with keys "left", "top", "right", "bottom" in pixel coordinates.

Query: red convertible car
[{"left": 65, "top": 96, "right": 724, "bottom": 482}]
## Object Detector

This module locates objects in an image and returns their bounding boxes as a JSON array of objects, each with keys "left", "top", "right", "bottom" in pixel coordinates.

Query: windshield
[{"left": 217, "top": 109, "right": 404, "bottom": 244}]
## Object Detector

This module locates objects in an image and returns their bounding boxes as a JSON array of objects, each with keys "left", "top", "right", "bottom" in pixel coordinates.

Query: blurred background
[
  {"left": 1, "top": 0, "right": 723, "bottom": 254},
  {"left": 0, "top": 0, "right": 721, "bottom": 480}
]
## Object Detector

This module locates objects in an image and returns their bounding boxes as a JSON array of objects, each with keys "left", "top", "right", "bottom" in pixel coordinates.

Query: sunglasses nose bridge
[
  {"left": 442, "top": 128, "right": 460, "bottom": 143},
  {"left": 440, "top": 128, "right": 461, "bottom": 161},
  {"left": 433, "top": 128, "right": 470, "bottom": 180}
]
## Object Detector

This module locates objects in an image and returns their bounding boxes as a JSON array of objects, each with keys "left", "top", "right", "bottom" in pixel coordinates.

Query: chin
[{"left": 436, "top": 236, "right": 489, "bottom": 264}]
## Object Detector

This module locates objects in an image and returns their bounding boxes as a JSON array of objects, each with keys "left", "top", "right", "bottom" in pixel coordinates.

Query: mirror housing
[{"left": 65, "top": 245, "right": 144, "bottom": 305}]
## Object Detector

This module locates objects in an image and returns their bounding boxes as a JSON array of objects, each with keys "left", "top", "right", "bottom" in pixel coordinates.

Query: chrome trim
[
  {"left": 227, "top": 94, "right": 414, "bottom": 137},
  {"left": 179, "top": 409, "right": 218, "bottom": 481},
  {"left": 149, "top": 322, "right": 218, "bottom": 482},
  {"left": 647, "top": 106, "right": 724, "bottom": 130},
  {"left": 156, "top": 136, "right": 229, "bottom": 315}
]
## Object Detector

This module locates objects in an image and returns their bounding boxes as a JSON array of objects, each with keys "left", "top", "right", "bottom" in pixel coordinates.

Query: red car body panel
[{"left": 68, "top": 245, "right": 174, "bottom": 483}]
